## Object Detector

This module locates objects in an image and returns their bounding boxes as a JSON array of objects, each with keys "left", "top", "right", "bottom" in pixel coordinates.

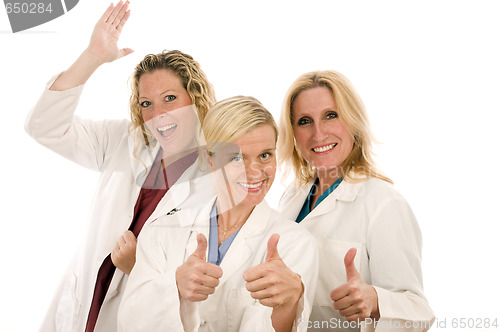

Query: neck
[
  {"left": 316, "top": 169, "right": 342, "bottom": 196},
  {"left": 216, "top": 200, "right": 254, "bottom": 230}
]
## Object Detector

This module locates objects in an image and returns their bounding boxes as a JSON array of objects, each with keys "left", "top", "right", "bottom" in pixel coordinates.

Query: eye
[
  {"left": 297, "top": 117, "right": 311, "bottom": 126},
  {"left": 140, "top": 100, "right": 151, "bottom": 108},
  {"left": 165, "top": 95, "right": 176, "bottom": 102},
  {"left": 231, "top": 155, "right": 244, "bottom": 163},
  {"left": 326, "top": 111, "right": 338, "bottom": 119},
  {"left": 260, "top": 152, "right": 272, "bottom": 160}
]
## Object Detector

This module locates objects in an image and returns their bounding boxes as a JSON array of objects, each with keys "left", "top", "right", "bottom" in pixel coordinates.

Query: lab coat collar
[
  {"left": 128, "top": 131, "right": 161, "bottom": 187},
  {"left": 217, "top": 200, "right": 272, "bottom": 286},
  {"left": 282, "top": 177, "right": 361, "bottom": 221}
]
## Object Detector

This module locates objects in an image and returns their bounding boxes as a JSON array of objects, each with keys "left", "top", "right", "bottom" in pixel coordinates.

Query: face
[
  {"left": 210, "top": 125, "right": 277, "bottom": 211},
  {"left": 139, "top": 69, "right": 199, "bottom": 155},
  {"left": 292, "top": 86, "right": 354, "bottom": 176}
]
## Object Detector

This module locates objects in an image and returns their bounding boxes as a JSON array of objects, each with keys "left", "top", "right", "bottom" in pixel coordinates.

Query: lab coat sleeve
[
  {"left": 25, "top": 74, "right": 130, "bottom": 171},
  {"left": 366, "top": 195, "right": 435, "bottom": 332},
  {"left": 117, "top": 226, "right": 186, "bottom": 332},
  {"left": 240, "top": 225, "right": 319, "bottom": 332}
]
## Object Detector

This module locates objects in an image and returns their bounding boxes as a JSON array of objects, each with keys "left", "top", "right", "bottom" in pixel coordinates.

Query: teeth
[
  {"left": 239, "top": 181, "right": 264, "bottom": 189},
  {"left": 313, "top": 143, "right": 336, "bottom": 153},
  {"left": 157, "top": 124, "right": 177, "bottom": 132}
]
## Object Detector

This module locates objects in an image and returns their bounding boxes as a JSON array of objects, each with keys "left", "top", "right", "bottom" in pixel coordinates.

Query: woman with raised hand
[
  {"left": 118, "top": 96, "right": 318, "bottom": 332},
  {"left": 25, "top": 2, "right": 216, "bottom": 331},
  {"left": 277, "top": 71, "right": 435, "bottom": 331}
]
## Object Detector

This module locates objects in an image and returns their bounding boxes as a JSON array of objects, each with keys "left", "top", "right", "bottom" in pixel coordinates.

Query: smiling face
[
  {"left": 292, "top": 86, "right": 354, "bottom": 179},
  {"left": 139, "top": 69, "right": 199, "bottom": 155},
  {"left": 210, "top": 125, "right": 277, "bottom": 211}
]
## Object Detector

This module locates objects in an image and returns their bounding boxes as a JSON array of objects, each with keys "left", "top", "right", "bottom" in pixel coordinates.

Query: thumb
[
  {"left": 193, "top": 233, "right": 207, "bottom": 261},
  {"left": 119, "top": 48, "right": 134, "bottom": 59},
  {"left": 265, "top": 233, "right": 281, "bottom": 262},
  {"left": 344, "top": 248, "right": 360, "bottom": 281}
]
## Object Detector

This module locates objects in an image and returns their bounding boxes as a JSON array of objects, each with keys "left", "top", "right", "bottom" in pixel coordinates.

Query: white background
[{"left": 1, "top": 0, "right": 500, "bottom": 331}]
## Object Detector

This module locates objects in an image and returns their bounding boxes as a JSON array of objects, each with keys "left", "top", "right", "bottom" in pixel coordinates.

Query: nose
[
  {"left": 312, "top": 122, "right": 328, "bottom": 142},
  {"left": 244, "top": 160, "right": 263, "bottom": 181}
]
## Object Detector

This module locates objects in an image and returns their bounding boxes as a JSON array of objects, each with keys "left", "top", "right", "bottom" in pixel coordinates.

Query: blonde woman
[
  {"left": 25, "top": 3, "right": 215, "bottom": 331},
  {"left": 277, "top": 71, "right": 435, "bottom": 331},
  {"left": 118, "top": 96, "right": 318, "bottom": 332}
]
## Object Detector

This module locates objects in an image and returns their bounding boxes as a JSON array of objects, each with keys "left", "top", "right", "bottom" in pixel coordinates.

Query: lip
[
  {"left": 312, "top": 143, "right": 337, "bottom": 154},
  {"left": 237, "top": 180, "right": 265, "bottom": 193},
  {"left": 156, "top": 123, "right": 177, "bottom": 140}
]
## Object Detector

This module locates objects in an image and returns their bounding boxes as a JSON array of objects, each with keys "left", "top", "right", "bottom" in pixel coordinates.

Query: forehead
[
  {"left": 293, "top": 86, "right": 337, "bottom": 115},
  {"left": 138, "top": 69, "right": 183, "bottom": 94},
  {"left": 233, "top": 125, "right": 276, "bottom": 153}
]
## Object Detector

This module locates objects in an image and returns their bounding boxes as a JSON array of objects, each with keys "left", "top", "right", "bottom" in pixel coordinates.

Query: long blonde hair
[{"left": 278, "top": 70, "right": 391, "bottom": 186}]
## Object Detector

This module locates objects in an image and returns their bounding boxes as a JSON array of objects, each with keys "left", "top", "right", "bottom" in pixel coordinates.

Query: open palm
[{"left": 87, "top": 1, "right": 133, "bottom": 63}]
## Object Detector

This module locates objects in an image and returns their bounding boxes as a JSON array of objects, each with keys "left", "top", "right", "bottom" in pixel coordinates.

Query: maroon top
[{"left": 85, "top": 150, "right": 197, "bottom": 332}]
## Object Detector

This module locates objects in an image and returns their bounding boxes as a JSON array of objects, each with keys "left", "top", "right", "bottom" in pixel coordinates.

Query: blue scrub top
[
  {"left": 296, "top": 177, "right": 343, "bottom": 223},
  {"left": 208, "top": 202, "right": 241, "bottom": 266}
]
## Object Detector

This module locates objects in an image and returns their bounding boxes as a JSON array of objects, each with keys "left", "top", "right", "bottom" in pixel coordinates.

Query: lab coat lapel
[
  {"left": 304, "top": 179, "right": 359, "bottom": 220},
  {"left": 128, "top": 134, "right": 161, "bottom": 188},
  {"left": 279, "top": 181, "right": 315, "bottom": 221},
  {"left": 218, "top": 201, "right": 271, "bottom": 286}
]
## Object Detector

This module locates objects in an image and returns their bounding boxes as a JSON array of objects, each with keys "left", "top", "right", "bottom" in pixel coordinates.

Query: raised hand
[
  {"left": 175, "top": 233, "right": 223, "bottom": 302},
  {"left": 330, "top": 248, "right": 380, "bottom": 321},
  {"left": 111, "top": 230, "right": 137, "bottom": 275},
  {"left": 49, "top": 1, "right": 134, "bottom": 91},
  {"left": 87, "top": 1, "right": 134, "bottom": 64}
]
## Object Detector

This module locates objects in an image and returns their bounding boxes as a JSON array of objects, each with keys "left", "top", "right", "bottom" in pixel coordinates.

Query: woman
[
  {"left": 25, "top": 2, "right": 216, "bottom": 331},
  {"left": 118, "top": 96, "right": 318, "bottom": 332},
  {"left": 277, "top": 71, "right": 435, "bottom": 331}
]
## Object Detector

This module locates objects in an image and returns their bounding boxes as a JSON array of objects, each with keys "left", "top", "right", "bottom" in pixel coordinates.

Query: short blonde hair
[
  {"left": 129, "top": 50, "right": 216, "bottom": 159},
  {"left": 278, "top": 70, "right": 391, "bottom": 186},
  {"left": 203, "top": 96, "right": 277, "bottom": 151}
]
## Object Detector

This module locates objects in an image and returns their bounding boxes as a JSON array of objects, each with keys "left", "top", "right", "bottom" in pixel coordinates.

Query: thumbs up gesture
[
  {"left": 329, "top": 248, "right": 380, "bottom": 321},
  {"left": 175, "top": 233, "right": 223, "bottom": 302},
  {"left": 243, "top": 234, "right": 303, "bottom": 308}
]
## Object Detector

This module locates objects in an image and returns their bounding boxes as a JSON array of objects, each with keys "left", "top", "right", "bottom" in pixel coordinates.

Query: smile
[
  {"left": 238, "top": 180, "right": 265, "bottom": 190},
  {"left": 157, "top": 123, "right": 177, "bottom": 137},
  {"left": 312, "top": 143, "right": 337, "bottom": 153}
]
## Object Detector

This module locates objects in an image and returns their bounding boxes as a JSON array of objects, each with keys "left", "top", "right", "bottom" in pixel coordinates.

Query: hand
[
  {"left": 330, "top": 248, "right": 380, "bottom": 321},
  {"left": 175, "top": 233, "right": 223, "bottom": 302},
  {"left": 243, "top": 234, "right": 303, "bottom": 308},
  {"left": 111, "top": 230, "right": 137, "bottom": 275},
  {"left": 86, "top": 1, "right": 134, "bottom": 64}
]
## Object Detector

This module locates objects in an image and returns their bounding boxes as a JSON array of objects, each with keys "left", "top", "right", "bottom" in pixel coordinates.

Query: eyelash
[
  {"left": 297, "top": 112, "right": 338, "bottom": 126},
  {"left": 139, "top": 95, "right": 176, "bottom": 108}
]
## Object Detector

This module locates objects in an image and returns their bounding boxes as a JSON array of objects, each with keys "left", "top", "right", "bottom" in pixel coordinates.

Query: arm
[
  {"left": 366, "top": 196, "right": 435, "bottom": 331},
  {"left": 25, "top": 2, "right": 133, "bottom": 170},
  {"left": 50, "top": 1, "right": 133, "bottom": 91}
]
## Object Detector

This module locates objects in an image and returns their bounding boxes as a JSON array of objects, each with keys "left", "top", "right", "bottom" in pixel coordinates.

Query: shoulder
[
  {"left": 345, "top": 177, "right": 406, "bottom": 204},
  {"left": 267, "top": 206, "right": 315, "bottom": 243}
]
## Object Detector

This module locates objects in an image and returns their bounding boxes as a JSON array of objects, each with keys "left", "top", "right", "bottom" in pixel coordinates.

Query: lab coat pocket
[
  {"left": 315, "top": 239, "right": 361, "bottom": 307},
  {"left": 227, "top": 287, "right": 258, "bottom": 331},
  {"left": 55, "top": 273, "right": 80, "bottom": 332}
]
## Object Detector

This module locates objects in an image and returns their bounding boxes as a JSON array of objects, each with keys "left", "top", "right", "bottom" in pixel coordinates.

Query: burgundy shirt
[{"left": 85, "top": 150, "right": 197, "bottom": 332}]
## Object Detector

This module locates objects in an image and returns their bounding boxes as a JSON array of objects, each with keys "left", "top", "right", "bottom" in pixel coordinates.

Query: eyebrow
[{"left": 139, "top": 89, "right": 178, "bottom": 100}]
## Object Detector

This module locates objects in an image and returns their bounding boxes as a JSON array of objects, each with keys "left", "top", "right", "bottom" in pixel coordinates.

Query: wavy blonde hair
[
  {"left": 129, "top": 50, "right": 216, "bottom": 161},
  {"left": 278, "top": 70, "right": 391, "bottom": 186}
]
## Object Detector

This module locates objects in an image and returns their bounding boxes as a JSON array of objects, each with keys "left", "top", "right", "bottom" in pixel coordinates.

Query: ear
[{"left": 203, "top": 147, "right": 216, "bottom": 171}]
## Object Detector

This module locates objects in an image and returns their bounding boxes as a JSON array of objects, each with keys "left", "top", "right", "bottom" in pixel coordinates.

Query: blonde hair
[
  {"left": 202, "top": 96, "right": 277, "bottom": 152},
  {"left": 129, "top": 50, "right": 216, "bottom": 160},
  {"left": 278, "top": 70, "right": 391, "bottom": 186}
]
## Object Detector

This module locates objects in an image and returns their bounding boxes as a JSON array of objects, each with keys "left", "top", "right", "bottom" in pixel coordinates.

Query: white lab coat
[
  {"left": 278, "top": 177, "right": 435, "bottom": 332},
  {"left": 118, "top": 198, "right": 319, "bottom": 332},
  {"left": 25, "top": 76, "right": 213, "bottom": 332}
]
